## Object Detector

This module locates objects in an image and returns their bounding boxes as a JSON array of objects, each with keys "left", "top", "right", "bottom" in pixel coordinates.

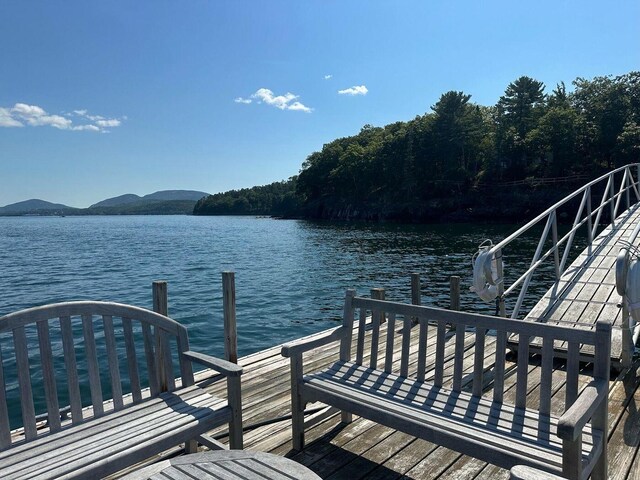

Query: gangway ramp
[{"left": 480, "top": 164, "right": 640, "bottom": 369}]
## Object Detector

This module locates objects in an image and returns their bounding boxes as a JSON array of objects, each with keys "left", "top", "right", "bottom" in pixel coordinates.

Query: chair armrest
[
  {"left": 281, "top": 326, "right": 346, "bottom": 358},
  {"left": 557, "top": 379, "right": 608, "bottom": 441},
  {"left": 182, "top": 351, "right": 243, "bottom": 377},
  {"left": 510, "top": 465, "right": 567, "bottom": 479}
]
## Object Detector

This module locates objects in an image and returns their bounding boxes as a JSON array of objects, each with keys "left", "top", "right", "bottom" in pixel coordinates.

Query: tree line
[{"left": 195, "top": 71, "right": 639, "bottom": 221}]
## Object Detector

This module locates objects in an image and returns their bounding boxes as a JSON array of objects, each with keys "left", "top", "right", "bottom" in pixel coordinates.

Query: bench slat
[
  {"left": 356, "top": 307, "right": 366, "bottom": 365},
  {"left": 493, "top": 329, "right": 507, "bottom": 404},
  {"left": 142, "top": 322, "right": 160, "bottom": 397},
  {"left": 310, "top": 362, "right": 598, "bottom": 448},
  {"left": 122, "top": 317, "right": 142, "bottom": 403},
  {"left": 304, "top": 363, "right": 600, "bottom": 472},
  {"left": 161, "top": 331, "right": 175, "bottom": 391},
  {"left": 566, "top": 341, "right": 580, "bottom": 407},
  {"left": 103, "top": 315, "right": 124, "bottom": 410},
  {"left": 416, "top": 319, "right": 428, "bottom": 382},
  {"left": 0, "top": 387, "right": 229, "bottom": 480},
  {"left": 0, "top": 343, "right": 11, "bottom": 448},
  {"left": 13, "top": 326, "right": 37, "bottom": 440},
  {"left": 82, "top": 314, "right": 104, "bottom": 417},
  {"left": 472, "top": 328, "right": 486, "bottom": 397},
  {"left": 384, "top": 313, "right": 396, "bottom": 373},
  {"left": 453, "top": 323, "right": 465, "bottom": 392},
  {"left": 369, "top": 305, "right": 382, "bottom": 369},
  {"left": 400, "top": 315, "right": 411, "bottom": 377},
  {"left": 539, "top": 336, "right": 554, "bottom": 415},
  {"left": 434, "top": 319, "right": 446, "bottom": 387},
  {"left": 37, "top": 319, "right": 61, "bottom": 432},
  {"left": 516, "top": 334, "right": 530, "bottom": 409},
  {"left": 60, "top": 316, "right": 83, "bottom": 424}
]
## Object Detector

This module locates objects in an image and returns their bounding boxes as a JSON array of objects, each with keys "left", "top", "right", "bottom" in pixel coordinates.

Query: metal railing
[{"left": 488, "top": 164, "right": 640, "bottom": 320}]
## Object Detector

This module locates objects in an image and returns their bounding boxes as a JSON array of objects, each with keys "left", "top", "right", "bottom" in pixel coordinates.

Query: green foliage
[
  {"left": 193, "top": 178, "right": 300, "bottom": 216},
  {"left": 197, "top": 71, "right": 640, "bottom": 221}
]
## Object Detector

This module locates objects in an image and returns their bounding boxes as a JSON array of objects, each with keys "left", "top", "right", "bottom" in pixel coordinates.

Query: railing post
[
  {"left": 586, "top": 186, "right": 593, "bottom": 255},
  {"left": 222, "top": 271, "right": 238, "bottom": 364},
  {"left": 551, "top": 210, "right": 560, "bottom": 282},
  {"left": 610, "top": 175, "right": 616, "bottom": 228},
  {"left": 152, "top": 280, "right": 168, "bottom": 391},
  {"left": 495, "top": 249, "right": 506, "bottom": 317},
  {"left": 626, "top": 167, "right": 631, "bottom": 211}
]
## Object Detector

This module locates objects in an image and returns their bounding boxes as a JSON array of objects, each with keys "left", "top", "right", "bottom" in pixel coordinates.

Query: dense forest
[{"left": 194, "top": 72, "right": 640, "bottom": 221}]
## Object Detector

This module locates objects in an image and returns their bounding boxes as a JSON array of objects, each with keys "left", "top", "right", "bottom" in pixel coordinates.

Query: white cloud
[
  {"left": 0, "top": 103, "right": 125, "bottom": 132},
  {"left": 95, "top": 119, "right": 121, "bottom": 128},
  {"left": 234, "top": 97, "right": 252, "bottom": 104},
  {"left": 338, "top": 85, "right": 368, "bottom": 96},
  {"left": 288, "top": 101, "right": 312, "bottom": 113},
  {"left": 241, "top": 88, "right": 312, "bottom": 112},
  {"left": 324, "top": 74, "right": 332, "bottom": 80},
  {"left": 0, "top": 107, "right": 23, "bottom": 127}
]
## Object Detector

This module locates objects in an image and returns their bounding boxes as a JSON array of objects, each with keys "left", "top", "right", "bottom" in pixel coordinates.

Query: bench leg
[
  {"left": 590, "top": 400, "right": 608, "bottom": 480},
  {"left": 291, "top": 354, "right": 305, "bottom": 451},
  {"left": 185, "top": 439, "right": 198, "bottom": 454},
  {"left": 341, "top": 411, "right": 352, "bottom": 424},
  {"left": 562, "top": 437, "right": 582, "bottom": 480},
  {"left": 228, "top": 376, "right": 243, "bottom": 450}
]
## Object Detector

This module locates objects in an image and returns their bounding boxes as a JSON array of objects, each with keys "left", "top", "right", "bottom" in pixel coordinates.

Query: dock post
[
  {"left": 449, "top": 276, "right": 460, "bottom": 311},
  {"left": 371, "top": 288, "right": 385, "bottom": 324},
  {"left": 152, "top": 280, "right": 169, "bottom": 391},
  {"left": 411, "top": 273, "right": 421, "bottom": 324},
  {"left": 411, "top": 273, "right": 421, "bottom": 306},
  {"left": 222, "top": 271, "right": 238, "bottom": 364}
]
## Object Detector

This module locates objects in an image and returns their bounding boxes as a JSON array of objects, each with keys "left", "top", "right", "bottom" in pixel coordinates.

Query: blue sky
[{"left": 1, "top": 1, "right": 638, "bottom": 207}]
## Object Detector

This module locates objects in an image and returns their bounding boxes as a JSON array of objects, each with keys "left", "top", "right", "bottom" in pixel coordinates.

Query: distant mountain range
[{"left": 0, "top": 190, "right": 210, "bottom": 216}]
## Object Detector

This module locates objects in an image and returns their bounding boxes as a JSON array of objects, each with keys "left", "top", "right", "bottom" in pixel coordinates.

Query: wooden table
[{"left": 122, "top": 451, "right": 322, "bottom": 480}]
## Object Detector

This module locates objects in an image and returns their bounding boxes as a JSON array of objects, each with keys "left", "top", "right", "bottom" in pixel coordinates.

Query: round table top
[{"left": 123, "top": 450, "right": 322, "bottom": 480}]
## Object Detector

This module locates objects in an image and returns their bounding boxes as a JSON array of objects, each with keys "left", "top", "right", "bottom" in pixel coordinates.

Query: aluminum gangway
[{"left": 481, "top": 164, "right": 640, "bottom": 369}]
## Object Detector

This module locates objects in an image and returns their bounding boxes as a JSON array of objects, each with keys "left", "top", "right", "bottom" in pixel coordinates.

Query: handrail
[{"left": 486, "top": 164, "right": 640, "bottom": 319}]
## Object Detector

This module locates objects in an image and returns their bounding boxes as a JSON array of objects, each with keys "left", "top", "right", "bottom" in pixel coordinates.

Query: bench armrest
[
  {"left": 557, "top": 379, "right": 608, "bottom": 441},
  {"left": 281, "top": 326, "right": 346, "bottom": 358},
  {"left": 182, "top": 351, "right": 243, "bottom": 377}
]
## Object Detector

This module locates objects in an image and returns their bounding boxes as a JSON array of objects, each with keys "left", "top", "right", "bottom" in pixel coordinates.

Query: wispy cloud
[
  {"left": 324, "top": 74, "right": 332, "bottom": 80},
  {"left": 1, "top": 103, "right": 124, "bottom": 132},
  {"left": 338, "top": 85, "right": 368, "bottom": 96},
  {"left": 235, "top": 88, "right": 312, "bottom": 113}
]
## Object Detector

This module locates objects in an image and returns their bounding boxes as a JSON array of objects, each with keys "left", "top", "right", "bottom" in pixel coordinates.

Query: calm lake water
[
  {"left": 0, "top": 215, "right": 565, "bottom": 356},
  {"left": 0, "top": 215, "right": 586, "bottom": 425}
]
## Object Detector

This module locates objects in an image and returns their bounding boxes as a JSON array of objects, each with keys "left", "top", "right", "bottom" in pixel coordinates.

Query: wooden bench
[
  {"left": 0, "top": 301, "right": 243, "bottom": 480},
  {"left": 282, "top": 290, "right": 611, "bottom": 480}
]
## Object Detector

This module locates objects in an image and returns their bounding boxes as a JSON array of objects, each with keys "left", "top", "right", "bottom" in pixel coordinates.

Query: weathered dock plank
[{"left": 523, "top": 203, "right": 640, "bottom": 366}]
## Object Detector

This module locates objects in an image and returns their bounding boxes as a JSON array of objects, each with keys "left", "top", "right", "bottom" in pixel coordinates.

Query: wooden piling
[
  {"left": 222, "top": 272, "right": 238, "bottom": 364},
  {"left": 152, "top": 281, "right": 169, "bottom": 391},
  {"left": 450, "top": 276, "right": 460, "bottom": 311}
]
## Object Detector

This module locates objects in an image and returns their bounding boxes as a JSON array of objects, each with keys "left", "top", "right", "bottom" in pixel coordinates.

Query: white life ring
[
  {"left": 471, "top": 240, "right": 501, "bottom": 303},
  {"left": 615, "top": 244, "right": 640, "bottom": 324},
  {"left": 625, "top": 258, "right": 640, "bottom": 324}
]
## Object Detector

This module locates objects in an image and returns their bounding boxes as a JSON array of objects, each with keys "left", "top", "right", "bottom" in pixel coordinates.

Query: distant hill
[
  {"left": 0, "top": 199, "right": 76, "bottom": 215},
  {"left": 90, "top": 190, "right": 208, "bottom": 209},
  {"left": 143, "top": 190, "right": 209, "bottom": 202},
  {"left": 1, "top": 190, "right": 210, "bottom": 216},
  {"left": 90, "top": 194, "right": 141, "bottom": 208}
]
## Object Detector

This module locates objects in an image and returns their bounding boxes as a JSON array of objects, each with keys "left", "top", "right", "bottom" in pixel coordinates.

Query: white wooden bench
[
  {"left": 282, "top": 290, "right": 611, "bottom": 480},
  {"left": 0, "top": 301, "right": 243, "bottom": 480}
]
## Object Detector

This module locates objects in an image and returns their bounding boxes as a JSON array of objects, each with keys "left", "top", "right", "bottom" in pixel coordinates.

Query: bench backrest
[
  {"left": 0, "top": 301, "right": 195, "bottom": 448},
  {"left": 339, "top": 290, "right": 611, "bottom": 413}
]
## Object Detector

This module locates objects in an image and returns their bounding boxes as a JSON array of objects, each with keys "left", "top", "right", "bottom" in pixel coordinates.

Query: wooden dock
[
  {"left": 524, "top": 203, "right": 640, "bottom": 368},
  {"left": 143, "top": 316, "right": 640, "bottom": 480}
]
